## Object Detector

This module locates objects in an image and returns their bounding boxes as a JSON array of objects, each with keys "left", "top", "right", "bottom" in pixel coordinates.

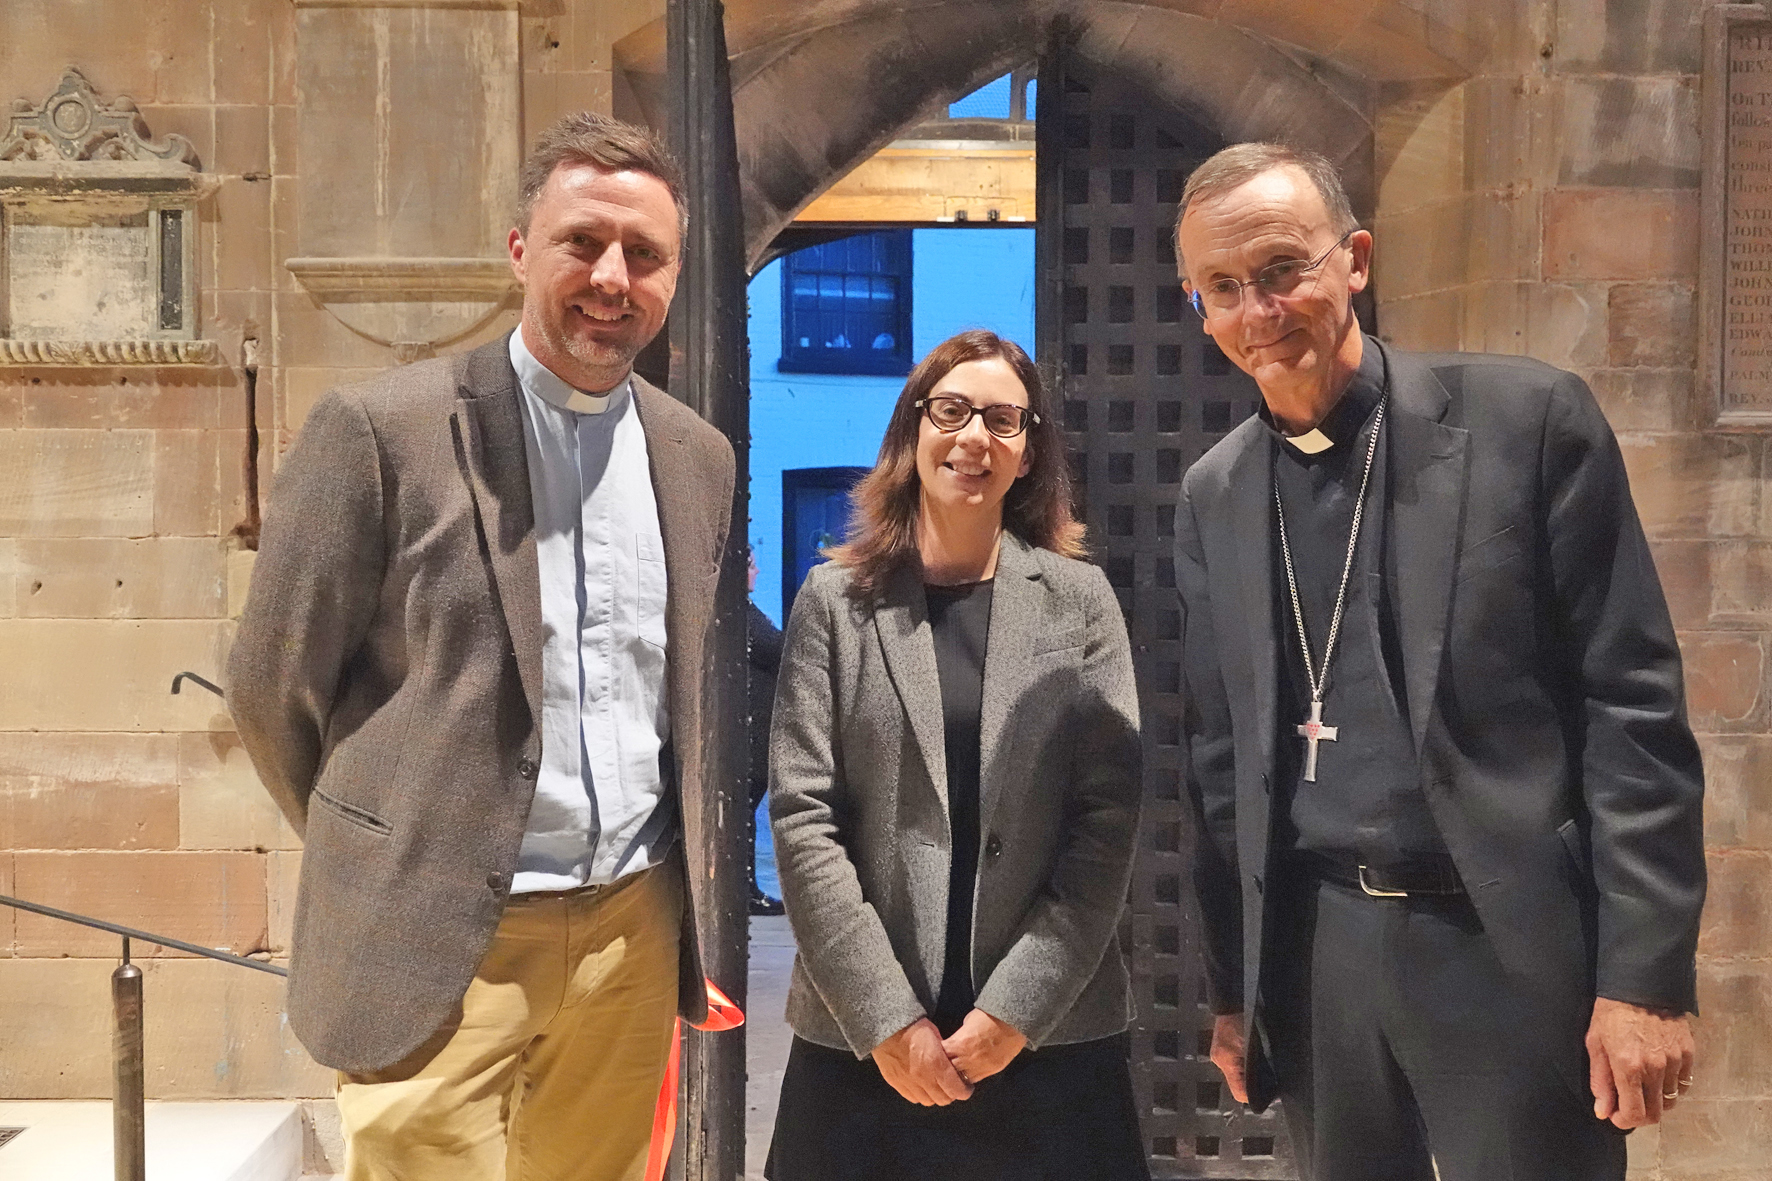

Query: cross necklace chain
[{"left": 1275, "top": 396, "right": 1388, "bottom": 783}]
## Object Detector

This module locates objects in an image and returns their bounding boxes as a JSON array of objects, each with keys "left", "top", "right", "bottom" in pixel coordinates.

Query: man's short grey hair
[
  {"left": 1174, "top": 143, "right": 1359, "bottom": 267},
  {"left": 517, "top": 111, "right": 689, "bottom": 240}
]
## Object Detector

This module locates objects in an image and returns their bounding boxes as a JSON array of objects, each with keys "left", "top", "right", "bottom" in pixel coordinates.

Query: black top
[
  {"left": 747, "top": 601, "right": 785, "bottom": 787},
  {"left": 925, "top": 577, "right": 993, "bottom": 1034},
  {"left": 1264, "top": 341, "right": 1450, "bottom": 868}
]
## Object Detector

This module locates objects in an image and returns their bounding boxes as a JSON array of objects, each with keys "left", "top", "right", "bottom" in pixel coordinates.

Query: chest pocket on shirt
[{"left": 637, "top": 532, "right": 669, "bottom": 649}]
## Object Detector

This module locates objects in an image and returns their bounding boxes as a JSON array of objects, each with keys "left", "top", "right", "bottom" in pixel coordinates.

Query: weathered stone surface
[
  {"left": 1460, "top": 72, "right": 1559, "bottom": 192},
  {"left": 1558, "top": 76, "right": 1700, "bottom": 189},
  {"left": 0, "top": 429, "right": 154, "bottom": 537},
  {"left": 1376, "top": 289, "right": 1462, "bottom": 353},
  {"left": 1679, "top": 632, "right": 1766, "bottom": 731},
  {"left": 11, "top": 850, "right": 267, "bottom": 959},
  {"left": 0, "top": 956, "right": 329, "bottom": 1099},
  {"left": 214, "top": 176, "right": 275, "bottom": 295},
  {"left": 6, "top": 209, "right": 158, "bottom": 341},
  {"left": 1693, "top": 963, "right": 1772, "bottom": 1097},
  {"left": 1618, "top": 435, "right": 1759, "bottom": 539},
  {"left": 140, "top": 958, "right": 329, "bottom": 1097},
  {"left": 12, "top": 371, "right": 225, "bottom": 432},
  {"left": 1659, "top": 1100, "right": 1772, "bottom": 1174},
  {"left": 1646, "top": 540, "right": 1772, "bottom": 631},
  {"left": 1375, "top": 83, "right": 1464, "bottom": 217},
  {"left": 212, "top": 104, "right": 272, "bottom": 180},
  {"left": 0, "top": 854, "right": 14, "bottom": 958},
  {"left": 153, "top": 429, "right": 221, "bottom": 537},
  {"left": 1589, "top": 368, "right": 1693, "bottom": 433},
  {"left": 228, "top": 548, "right": 257, "bottom": 619},
  {"left": 302, "top": 1097, "right": 345, "bottom": 1174},
  {"left": 266, "top": 850, "right": 301, "bottom": 956},
  {"left": 15, "top": 537, "right": 226, "bottom": 619},
  {"left": 1699, "top": 734, "right": 1772, "bottom": 850},
  {"left": 0, "top": 958, "right": 113, "bottom": 1096},
  {"left": 1650, "top": 540, "right": 1710, "bottom": 630},
  {"left": 1459, "top": 280, "right": 1609, "bottom": 368},
  {"left": 294, "top": 4, "right": 520, "bottom": 259},
  {"left": 178, "top": 730, "right": 298, "bottom": 852},
  {"left": 1374, "top": 196, "right": 1471, "bottom": 300},
  {"left": 0, "top": 620, "right": 234, "bottom": 732},
  {"left": 0, "top": 538, "right": 15, "bottom": 619},
  {"left": 1553, "top": 0, "right": 1704, "bottom": 77},
  {"left": 1698, "top": 851, "right": 1772, "bottom": 960},
  {"left": 0, "top": 776, "right": 180, "bottom": 851},
  {"left": 1543, "top": 189, "right": 1700, "bottom": 281},
  {"left": 1609, "top": 284, "right": 1697, "bottom": 368}
]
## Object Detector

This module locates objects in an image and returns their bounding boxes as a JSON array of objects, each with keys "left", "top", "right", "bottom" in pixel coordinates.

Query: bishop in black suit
[{"left": 1171, "top": 144, "right": 1704, "bottom": 1181}]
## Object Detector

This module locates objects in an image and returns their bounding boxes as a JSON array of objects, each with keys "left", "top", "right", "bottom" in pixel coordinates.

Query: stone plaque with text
[{"left": 1704, "top": 6, "right": 1772, "bottom": 426}]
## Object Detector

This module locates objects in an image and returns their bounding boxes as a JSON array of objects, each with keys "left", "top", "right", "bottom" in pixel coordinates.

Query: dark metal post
[
  {"left": 112, "top": 937, "right": 146, "bottom": 1181},
  {"left": 666, "top": 0, "right": 751, "bottom": 1178}
]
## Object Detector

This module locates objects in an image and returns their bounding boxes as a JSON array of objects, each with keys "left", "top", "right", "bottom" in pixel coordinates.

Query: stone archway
[{"left": 613, "top": 0, "right": 1482, "bottom": 270}]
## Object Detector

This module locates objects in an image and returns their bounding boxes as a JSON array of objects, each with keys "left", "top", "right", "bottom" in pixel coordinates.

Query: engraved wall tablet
[
  {"left": 1703, "top": 5, "right": 1772, "bottom": 426},
  {"left": 0, "top": 68, "right": 218, "bottom": 365}
]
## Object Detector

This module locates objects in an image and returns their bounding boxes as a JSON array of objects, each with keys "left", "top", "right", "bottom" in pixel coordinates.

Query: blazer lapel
[
  {"left": 874, "top": 560, "right": 948, "bottom": 807},
  {"left": 453, "top": 337, "right": 544, "bottom": 724},
  {"left": 632, "top": 375, "right": 695, "bottom": 659},
  {"left": 1381, "top": 344, "right": 1470, "bottom": 755},
  {"left": 1227, "top": 433, "right": 1279, "bottom": 779},
  {"left": 978, "top": 535, "right": 1039, "bottom": 832}
]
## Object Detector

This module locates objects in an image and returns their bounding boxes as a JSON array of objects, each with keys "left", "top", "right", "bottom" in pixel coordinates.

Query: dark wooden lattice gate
[{"left": 1033, "top": 44, "right": 1298, "bottom": 1180}]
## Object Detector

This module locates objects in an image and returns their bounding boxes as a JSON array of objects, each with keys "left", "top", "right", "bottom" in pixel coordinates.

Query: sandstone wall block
[
  {"left": 11, "top": 850, "right": 267, "bottom": 959},
  {"left": 1543, "top": 189, "right": 1700, "bottom": 281}
]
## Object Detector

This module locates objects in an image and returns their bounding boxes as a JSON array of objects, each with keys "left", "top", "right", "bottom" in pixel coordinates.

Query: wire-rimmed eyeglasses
[
  {"left": 916, "top": 396, "right": 1041, "bottom": 439},
  {"left": 1188, "top": 229, "right": 1356, "bottom": 319}
]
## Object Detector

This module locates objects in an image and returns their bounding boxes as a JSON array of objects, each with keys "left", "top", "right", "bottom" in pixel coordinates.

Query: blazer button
[
  {"left": 984, "top": 834, "right": 1003, "bottom": 859},
  {"left": 487, "top": 872, "right": 508, "bottom": 892},
  {"left": 517, "top": 757, "right": 538, "bottom": 780}
]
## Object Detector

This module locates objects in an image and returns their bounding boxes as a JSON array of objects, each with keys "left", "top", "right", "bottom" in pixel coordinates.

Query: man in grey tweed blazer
[{"left": 228, "top": 114, "right": 734, "bottom": 1179}]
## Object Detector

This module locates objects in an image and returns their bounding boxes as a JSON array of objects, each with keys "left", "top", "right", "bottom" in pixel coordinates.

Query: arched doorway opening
[{"left": 617, "top": 5, "right": 1478, "bottom": 1175}]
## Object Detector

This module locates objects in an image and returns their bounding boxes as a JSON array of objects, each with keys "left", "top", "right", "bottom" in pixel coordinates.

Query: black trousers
[{"left": 1263, "top": 872, "right": 1628, "bottom": 1181}]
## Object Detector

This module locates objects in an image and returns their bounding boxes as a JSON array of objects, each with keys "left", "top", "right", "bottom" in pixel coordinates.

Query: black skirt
[{"left": 765, "top": 1032, "right": 1151, "bottom": 1181}]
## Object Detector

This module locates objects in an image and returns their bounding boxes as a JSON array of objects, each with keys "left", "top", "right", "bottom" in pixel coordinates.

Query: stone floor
[{"left": 744, "top": 914, "right": 796, "bottom": 1181}]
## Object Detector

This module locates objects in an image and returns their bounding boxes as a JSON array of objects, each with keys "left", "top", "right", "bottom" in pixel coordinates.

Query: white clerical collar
[
  {"left": 509, "top": 326, "right": 629, "bottom": 416},
  {"left": 1284, "top": 428, "right": 1335, "bottom": 454}
]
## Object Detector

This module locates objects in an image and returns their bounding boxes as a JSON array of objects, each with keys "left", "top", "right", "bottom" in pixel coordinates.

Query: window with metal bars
[{"left": 779, "top": 231, "right": 914, "bottom": 376}]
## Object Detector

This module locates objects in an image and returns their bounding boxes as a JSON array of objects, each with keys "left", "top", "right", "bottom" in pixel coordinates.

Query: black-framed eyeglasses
[
  {"left": 1189, "top": 229, "right": 1356, "bottom": 319},
  {"left": 915, "top": 395, "right": 1041, "bottom": 439}
]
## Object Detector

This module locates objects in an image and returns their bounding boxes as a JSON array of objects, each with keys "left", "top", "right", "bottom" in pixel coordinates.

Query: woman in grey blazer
[{"left": 766, "top": 330, "right": 1148, "bottom": 1180}]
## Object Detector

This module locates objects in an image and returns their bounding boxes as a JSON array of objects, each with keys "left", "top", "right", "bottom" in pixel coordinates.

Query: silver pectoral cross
[{"left": 1295, "top": 699, "right": 1338, "bottom": 783}]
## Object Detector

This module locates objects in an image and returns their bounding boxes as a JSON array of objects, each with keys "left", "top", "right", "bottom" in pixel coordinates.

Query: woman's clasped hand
[{"left": 872, "top": 1009, "right": 1030, "bottom": 1106}]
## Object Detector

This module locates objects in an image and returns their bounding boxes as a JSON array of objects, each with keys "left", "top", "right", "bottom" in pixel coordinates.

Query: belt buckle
[{"left": 1357, "top": 865, "right": 1410, "bottom": 898}]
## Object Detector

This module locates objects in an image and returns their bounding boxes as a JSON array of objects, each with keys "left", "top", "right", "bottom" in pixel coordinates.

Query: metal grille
[
  {"left": 0, "top": 1126, "right": 25, "bottom": 1148},
  {"left": 1035, "top": 49, "right": 1294, "bottom": 1180}
]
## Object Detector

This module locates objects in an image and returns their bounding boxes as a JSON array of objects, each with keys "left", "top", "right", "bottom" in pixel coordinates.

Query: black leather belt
[{"left": 1293, "top": 851, "right": 1465, "bottom": 897}]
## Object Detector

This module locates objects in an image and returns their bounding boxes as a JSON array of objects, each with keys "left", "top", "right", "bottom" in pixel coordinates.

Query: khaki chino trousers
[{"left": 336, "top": 861, "right": 683, "bottom": 1181}]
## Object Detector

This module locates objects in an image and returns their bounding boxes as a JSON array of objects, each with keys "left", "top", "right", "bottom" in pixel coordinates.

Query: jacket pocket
[
  {"left": 313, "top": 787, "right": 392, "bottom": 836},
  {"left": 1455, "top": 524, "right": 1523, "bottom": 584}
]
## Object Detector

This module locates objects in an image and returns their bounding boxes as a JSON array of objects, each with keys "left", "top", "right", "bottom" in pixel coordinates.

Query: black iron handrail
[
  {"left": 0, "top": 893, "right": 287, "bottom": 977},
  {"left": 0, "top": 893, "right": 289, "bottom": 1180}
]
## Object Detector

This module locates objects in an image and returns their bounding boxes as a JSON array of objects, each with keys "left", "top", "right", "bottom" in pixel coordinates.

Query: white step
[{"left": 0, "top": 1101, "right": 301, "bottom": 1181}]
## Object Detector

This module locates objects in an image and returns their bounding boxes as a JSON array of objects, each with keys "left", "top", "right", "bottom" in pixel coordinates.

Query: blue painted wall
[{"left": 747, "top": 227, "right": 1036, "bottom": 625}]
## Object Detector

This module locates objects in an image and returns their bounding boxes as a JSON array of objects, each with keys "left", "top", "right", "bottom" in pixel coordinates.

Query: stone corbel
[{"left": 284, "top": 256, "right": 518, "bottom": 358}]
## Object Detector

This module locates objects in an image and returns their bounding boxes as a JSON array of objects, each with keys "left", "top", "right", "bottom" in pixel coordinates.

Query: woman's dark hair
[{"left": 828, "top": 329, "right": 1085, "bottom": 597}]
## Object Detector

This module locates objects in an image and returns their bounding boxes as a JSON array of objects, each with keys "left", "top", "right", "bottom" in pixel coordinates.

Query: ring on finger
[{"left": 1662, "top": 1090, "right": 1679, "bottom": 1101}]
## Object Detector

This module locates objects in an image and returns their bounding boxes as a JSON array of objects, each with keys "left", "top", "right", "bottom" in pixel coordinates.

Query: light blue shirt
[{"left": 509, "top": 329, "right": 673, "bottom": 892}]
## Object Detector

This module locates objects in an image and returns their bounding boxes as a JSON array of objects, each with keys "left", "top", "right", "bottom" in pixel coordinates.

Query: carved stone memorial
[
  {"left": 1701, "top": 5, "right": 1772, "bottom": 427},
  {"left": 0, "top": 68, "right": 218, "bottom": 365}
]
